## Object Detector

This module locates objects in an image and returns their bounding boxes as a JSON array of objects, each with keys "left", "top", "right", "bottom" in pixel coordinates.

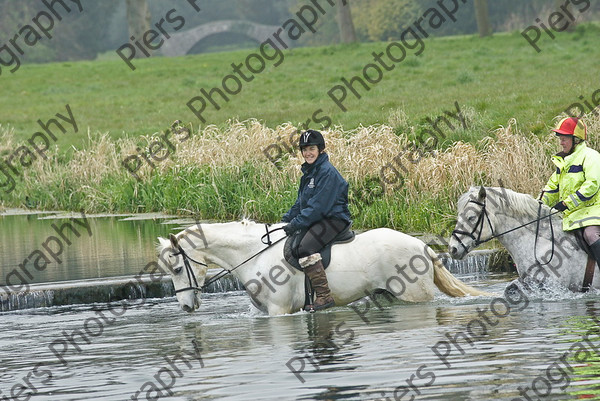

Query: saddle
[
  {"left": 284, "top": 224, "right": 355, "bottom": 271},
  {"left": 284, "top": 223, "right": 355, "bottom": 312}
]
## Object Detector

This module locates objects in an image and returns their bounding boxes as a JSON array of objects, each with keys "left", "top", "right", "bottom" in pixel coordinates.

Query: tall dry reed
[{"left": 2, "top": 111, "right": 598, "bottom": 231}]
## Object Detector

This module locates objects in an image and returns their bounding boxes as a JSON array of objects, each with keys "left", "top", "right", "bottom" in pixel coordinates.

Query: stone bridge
[{"left": 161, "top": 20, "right": 280, "bottom": 57}]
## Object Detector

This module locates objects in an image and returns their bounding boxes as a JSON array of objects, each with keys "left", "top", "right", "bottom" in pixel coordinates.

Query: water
[
  {"left": 0, "top": 212, "right": 246, "bottom": 311},
  {"left": 1, "top": 211, "right": 599, "bottom": 400},
  {"left": 0, "top": 210, "right": 180, "bottom": 285},
  {"left": 1, "top": 283, "right": 599, "bottom": 400}
]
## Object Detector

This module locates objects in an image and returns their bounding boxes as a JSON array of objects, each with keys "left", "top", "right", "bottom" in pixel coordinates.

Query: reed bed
[{"left": 1, "top": 111, "right": 598, "bottom": 233}]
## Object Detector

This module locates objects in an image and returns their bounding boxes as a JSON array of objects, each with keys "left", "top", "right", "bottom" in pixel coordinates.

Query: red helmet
[{"left": 552, "top": 117, "right": 587, "bottom": 140}]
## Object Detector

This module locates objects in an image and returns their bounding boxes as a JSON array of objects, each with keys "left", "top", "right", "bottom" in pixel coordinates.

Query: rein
[
  {"left": 533, "top": 202, "right": 557, "bottom": 266},
  {"left": 452, "top": 199, "right": 561, "bottom": 265},
  {"left": 177, "top": 224, "right": 287, "bottom": 292},
  {"left": 261, "top": 225, "right": 286, "bottom": 246}
]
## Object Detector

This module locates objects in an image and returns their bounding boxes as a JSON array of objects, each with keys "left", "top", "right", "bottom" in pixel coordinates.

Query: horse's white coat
[
  {"left": 449, "top": 187, "right": 598, "bottom": 292},
  {"left": 158, "top": 220, "right": 481, "bottom": 315}
]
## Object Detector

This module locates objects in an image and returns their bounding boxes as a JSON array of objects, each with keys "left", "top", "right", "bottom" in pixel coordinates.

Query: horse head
[
  {"left": 449, "top": 186, "right": 496, "bottom": 259},
  {"left": 157, "top": 233, "right": 208, "bottom": 313}
]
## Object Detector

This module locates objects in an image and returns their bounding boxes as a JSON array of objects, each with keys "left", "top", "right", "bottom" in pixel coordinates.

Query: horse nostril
[
  {"left": 449, "top": 246, "right": 457, "bottom": 256},
  {"left": 182, "top": 304, "right": 193, "bottom": 313}
]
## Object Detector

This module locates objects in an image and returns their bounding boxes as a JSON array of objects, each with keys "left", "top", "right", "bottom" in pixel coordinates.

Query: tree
[
  {"left": 337, "top": 0, "right": 357, "bottom": 43},
  {"left": 125, "top": 0, "right": 151, "bottom": 56},
  {"left": 352, "top": 0, "right": 422, "bottom": 42},
  {"left": 237, "top": 0, "right": 290, "bottom": 25},
  {"left": 555, "top": 0, "right": 576, "bottom": 31},
  {"left": 0, "top": 0, "right": 52, "bottom": 61},
  {"left": 0, "top": 0, "right": 119, "bottom": 62},
  {"left": 474, "top": 0, "right": 492, "bottom": 37},
  {"left": 54, "top": 1, "right": 120, "bottom": 60}
]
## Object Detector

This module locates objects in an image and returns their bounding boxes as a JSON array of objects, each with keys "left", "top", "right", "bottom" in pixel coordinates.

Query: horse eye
[
  {"left": 174, "top": 266, "right": 183, "bottom": 274},
  {"left": 467, "top": 216, "right": 476, "bottom": 222}
]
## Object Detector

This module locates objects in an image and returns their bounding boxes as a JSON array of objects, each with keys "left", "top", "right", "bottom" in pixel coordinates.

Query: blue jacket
[{"left": 282, "top": 153, "right": 351, "bottom": 231}]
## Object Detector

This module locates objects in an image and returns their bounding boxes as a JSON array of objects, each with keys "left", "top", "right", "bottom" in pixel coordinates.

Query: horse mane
[{"left": 461, "top": 187, "right": 551, "bottom": 220}]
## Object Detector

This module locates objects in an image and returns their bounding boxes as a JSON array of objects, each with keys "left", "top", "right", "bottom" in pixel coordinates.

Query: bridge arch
[{"left": 161, "top": 20, "right": 281, "bottom": 57}]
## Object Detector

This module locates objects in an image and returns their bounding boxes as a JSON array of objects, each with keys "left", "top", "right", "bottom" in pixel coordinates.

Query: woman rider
[
  {"left": 541, "top": 117, "right": 600, "bottom": 291},
  {"left": 282, "top": 130, "right": 351, "bottom": 310}
]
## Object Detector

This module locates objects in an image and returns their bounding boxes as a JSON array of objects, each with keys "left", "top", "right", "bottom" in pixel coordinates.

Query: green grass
[
  {"left": 2, "top": 24, "right": 599, "bottom": 153},
  {"left": 1, "top": 24, "right": 600, "bottom": 234}
]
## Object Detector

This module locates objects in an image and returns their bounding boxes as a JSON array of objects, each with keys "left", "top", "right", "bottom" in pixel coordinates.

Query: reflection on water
[
  {"left": 1, "top": 212, "right": 600, "bottom": 400},
  {"left": 1, "top": 281, "right": 599, "bottom": 400},
  {"left": 561, "top": 302, "right": 600, "bottom": 400},
  {"left": 0, "top": 211, "right": 178, "bottom": 285}
]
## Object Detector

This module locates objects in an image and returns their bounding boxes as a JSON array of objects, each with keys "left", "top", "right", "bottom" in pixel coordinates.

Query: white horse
[
  {"left": 157, "top": 220, "right": 487, "bottom": 316},
  {"left": 449, "top": 186, "right": 599, "bottom": 292}
]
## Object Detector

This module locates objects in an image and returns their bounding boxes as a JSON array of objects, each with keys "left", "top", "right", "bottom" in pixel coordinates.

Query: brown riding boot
[{"left": 300, "top": 253, "right": 335, "bottom": 311}]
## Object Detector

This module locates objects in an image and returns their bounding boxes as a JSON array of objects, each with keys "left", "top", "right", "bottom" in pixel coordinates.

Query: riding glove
[
  {"left": 552, "top": 201, "right": 567, "bottom": 212},
  {"left": 283, "top": 224, "right": 296, "bottom": 236}
]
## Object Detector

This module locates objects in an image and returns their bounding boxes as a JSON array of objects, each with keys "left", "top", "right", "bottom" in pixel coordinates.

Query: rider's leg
[
  {"left": 298, "top": 219, "right": 348, "bottom": 253},
  {"left": 582, "top": 225, "right": 600, "bottom": 247},
  {"left": 300, "top": 254, "right": 335, "bottom": 310},
  {"left": 297, "top": 219, "right": 347, "bottom": 310},
  {"left": 582, "top": 225, "right": 600, "bottom": 291}
]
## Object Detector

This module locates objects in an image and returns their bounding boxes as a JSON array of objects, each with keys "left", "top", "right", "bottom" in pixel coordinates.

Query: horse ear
[
  {"left": 169, "top": 234, "right": 179, "bottom": 249},
  {"left": 478, "top": 186, "right": 486, "bottom": 199}
]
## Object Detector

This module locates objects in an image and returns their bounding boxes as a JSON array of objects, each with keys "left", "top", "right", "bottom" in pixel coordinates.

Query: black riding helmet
[{"left": 299, "top": 130, "right": 325, "bottom": 152}]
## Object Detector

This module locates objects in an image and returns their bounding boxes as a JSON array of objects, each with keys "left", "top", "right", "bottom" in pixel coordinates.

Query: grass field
[
  {"left": 1, "top": 24, "right": 599, "bottom": 233},
  {"left": 2, "top": 24, "right": 599, "bottom": 149}
]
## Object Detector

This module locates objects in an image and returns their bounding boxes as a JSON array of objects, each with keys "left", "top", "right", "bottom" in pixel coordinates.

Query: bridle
[
  {"left": 172, "top": 244, "right": 207, "bottom": 294},
  {"left": 452, "top": 197, "right": 561, "bottom": 266},
  {"left": 171, "top": 225, "right": 287, "bottom": 294},
  {"left": 451, "top": 199, "right": 495, "bottom": 254}
]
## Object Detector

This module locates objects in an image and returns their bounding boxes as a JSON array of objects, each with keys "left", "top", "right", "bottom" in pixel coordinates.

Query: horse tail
[{"left": 427, "top": 246, "right": 491, "bottom": 297}]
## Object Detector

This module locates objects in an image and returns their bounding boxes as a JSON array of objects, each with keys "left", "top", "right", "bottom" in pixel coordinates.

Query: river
[{"left": 0, "top": 211, "right": 598, "bottom": 400}]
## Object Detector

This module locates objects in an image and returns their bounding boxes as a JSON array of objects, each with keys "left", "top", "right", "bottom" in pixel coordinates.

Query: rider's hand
[
  {"left": 283, "top": 224, "right": 296, "bottom": 236},
  {"left": 552, "top": 201, "right": 567, "bottom": 212}
]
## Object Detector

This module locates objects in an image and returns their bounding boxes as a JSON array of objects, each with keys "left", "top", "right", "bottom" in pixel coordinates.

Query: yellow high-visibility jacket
[{"left": 542, "top": 142, "right": 600, "bottom": 231}]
